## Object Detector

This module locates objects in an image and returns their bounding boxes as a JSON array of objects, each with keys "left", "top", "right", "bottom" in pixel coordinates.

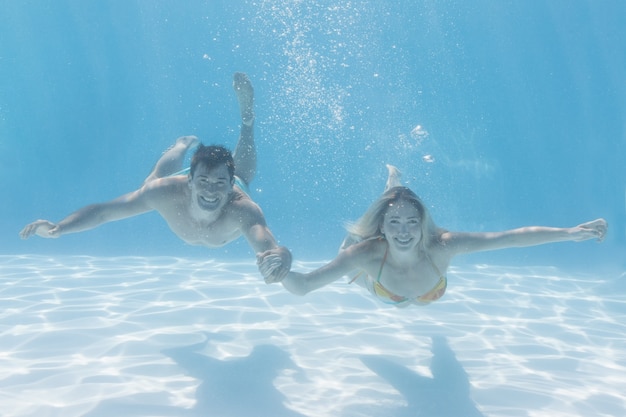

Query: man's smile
[{"left": 198, "top": 194, "right": 222, "bottom": 210}]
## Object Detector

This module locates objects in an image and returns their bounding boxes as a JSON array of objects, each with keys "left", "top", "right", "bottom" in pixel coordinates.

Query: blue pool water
[{"left": 1, "top": 1, "right": 625, "bottom": 416}]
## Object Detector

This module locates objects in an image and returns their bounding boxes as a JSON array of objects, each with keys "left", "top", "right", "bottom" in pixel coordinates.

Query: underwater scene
[{"left": 1, "top": 1, "right": 625, "bottom": 416}]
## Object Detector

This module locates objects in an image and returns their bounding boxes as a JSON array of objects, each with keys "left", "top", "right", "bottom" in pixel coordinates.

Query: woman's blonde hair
[{"left": 344, "top": 186, "right": 444, "bottom": 250}]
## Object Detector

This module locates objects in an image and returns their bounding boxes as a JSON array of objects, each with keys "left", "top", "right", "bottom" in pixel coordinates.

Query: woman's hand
[{"left": 571, "top": 218, "right": 608, "bottom": 242}]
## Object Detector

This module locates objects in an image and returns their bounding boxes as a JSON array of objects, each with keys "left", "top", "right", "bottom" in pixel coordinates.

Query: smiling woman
[
  {"left": 382, "top": 202, "right": 424, "bottom": 250},
  {"left": 276, "top": 165, "right": 608, "bottom": 307}
]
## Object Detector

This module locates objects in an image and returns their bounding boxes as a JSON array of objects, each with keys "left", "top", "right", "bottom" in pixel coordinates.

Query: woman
[{"left": 266, "top": 165, "right": 607, "bottom": 307}]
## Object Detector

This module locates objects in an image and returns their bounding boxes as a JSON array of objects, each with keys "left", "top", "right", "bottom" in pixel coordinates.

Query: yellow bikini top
[{"left": 352, "top": 242, "right": 447, "bottom": 305}]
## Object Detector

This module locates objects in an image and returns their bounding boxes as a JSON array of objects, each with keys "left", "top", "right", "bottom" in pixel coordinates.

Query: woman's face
[{"left": 381, "top": 200, "right": 422, "bottom": 252}]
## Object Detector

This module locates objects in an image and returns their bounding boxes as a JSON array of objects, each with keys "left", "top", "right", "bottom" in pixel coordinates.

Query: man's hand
[
  {"left": 19, "top": 220, "right": 61, "bottom": 239},
  {"left": 256, "top": 246, "right": 292, "bottom": 284}
]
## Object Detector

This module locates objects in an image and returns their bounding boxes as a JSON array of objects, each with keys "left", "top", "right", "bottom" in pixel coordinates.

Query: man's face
[{"left": 189, "top": 163, "right": 234, "bottom": 212}]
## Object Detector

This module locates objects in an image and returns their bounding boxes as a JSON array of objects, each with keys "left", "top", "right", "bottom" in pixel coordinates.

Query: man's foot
[
  {"left": 161, "top": 135, "right": 199, "bottom": 157},
  {"left": 233, "top": 72, "right": 255, "bottom": 126},
  {"left": 175, "top": 135, "right": 199, "bottom": 150}
]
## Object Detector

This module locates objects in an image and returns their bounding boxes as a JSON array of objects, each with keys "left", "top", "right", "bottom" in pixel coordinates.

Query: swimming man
[{"left": 19, "top": 73, "right": 291, "bottom": 283}]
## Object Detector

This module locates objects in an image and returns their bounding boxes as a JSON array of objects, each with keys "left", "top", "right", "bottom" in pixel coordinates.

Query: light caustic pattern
[{"left": 0, "top": 255, "right": 625, "bottom": 417}]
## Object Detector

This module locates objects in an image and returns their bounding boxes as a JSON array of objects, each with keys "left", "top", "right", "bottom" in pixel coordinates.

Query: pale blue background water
[
  {"left": 2, "top": 0, "right": 624, "bottom": 271},
  {"left": 1, "top": 3, "right": 625, "bottom": 416}
]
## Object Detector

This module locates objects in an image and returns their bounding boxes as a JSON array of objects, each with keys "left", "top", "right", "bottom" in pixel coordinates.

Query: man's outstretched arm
[{"left": 20, "top": 187, "right": 154, "bottom": 239}]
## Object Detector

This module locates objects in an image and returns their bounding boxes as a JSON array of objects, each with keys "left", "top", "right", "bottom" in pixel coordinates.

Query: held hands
[
  {"left": 572, "top": 218, "right": 608, "bottom": 242},
  {"left": 19, "top": 220, "right": 61, "bottom": 239},
  {"left": 256, "top": 246, "right": 293, "bottom": 284}
]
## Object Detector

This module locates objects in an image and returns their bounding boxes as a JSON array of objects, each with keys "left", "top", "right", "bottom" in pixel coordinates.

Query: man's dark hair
[{"left": 190, "top": 144, "right": 235, "bottom": 180}]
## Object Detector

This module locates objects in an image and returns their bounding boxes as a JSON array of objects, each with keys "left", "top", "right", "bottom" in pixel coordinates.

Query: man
[{"left": 19, "top": 73, "right": 291, "bottom": 283}]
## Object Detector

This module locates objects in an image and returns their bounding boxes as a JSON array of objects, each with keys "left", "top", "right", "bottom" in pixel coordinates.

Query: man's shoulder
[
  {"left": 225, "top": 190, "right": 265, "bottom": 221},
  {"left": 142, "top": 176, "right": 188, "bottom": 201},
  {"left": 229, "top": 187, "right": 258, "bottom": 206},
  {"left": 144, "top": 175, "right": 186, "bottom": 189}
]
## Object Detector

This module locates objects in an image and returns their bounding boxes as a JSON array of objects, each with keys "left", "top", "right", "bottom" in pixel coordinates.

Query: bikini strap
[
  {"left": 424, "top": 251, "right": 445, "bottom": 279},
  {"left": 348, "top": 236, "right": 388, "bottom": 285},
  {"left": 376, "top": 243, "right": 389, "bottom": 283}
]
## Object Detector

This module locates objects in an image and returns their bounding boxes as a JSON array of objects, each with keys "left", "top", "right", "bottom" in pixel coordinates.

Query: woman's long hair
[{"left": 344, "top": 186, "right": 444, "bottom": 250}]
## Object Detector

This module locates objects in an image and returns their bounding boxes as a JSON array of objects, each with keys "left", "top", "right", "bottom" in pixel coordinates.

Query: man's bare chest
[{"left": 159, "top": 205, "right": 242, "bottom": 248}]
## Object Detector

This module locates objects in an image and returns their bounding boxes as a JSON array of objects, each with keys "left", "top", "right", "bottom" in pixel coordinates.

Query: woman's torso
[{"left": 353, "top": 237, "right": 450, "bottom": 305}]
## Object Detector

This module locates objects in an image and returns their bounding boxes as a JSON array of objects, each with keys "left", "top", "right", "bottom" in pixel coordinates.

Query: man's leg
[
  {"left": 143, "top": 135, "right": 199, "bottom": 184},
  {"left": 232, "top": 72, "right": 256, "bottom": 186}
]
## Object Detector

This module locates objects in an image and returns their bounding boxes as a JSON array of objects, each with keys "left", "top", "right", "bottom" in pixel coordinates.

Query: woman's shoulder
[
  {"left": 426, "top": 231, "right": 462, "bottom": 264},
  {"left": 345, "top": 236, "right": 386, "bottom": 256},
  {"left": 336, "top": 236, "right": 386, "bottom": 272}
]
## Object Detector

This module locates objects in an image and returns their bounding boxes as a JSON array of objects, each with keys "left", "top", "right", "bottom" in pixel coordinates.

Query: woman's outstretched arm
[
  {"left": 273, "top": 242, "right": 372, "bottom": 295},
  {"left": 443, "top": 218, "right": 607, "bottom": 256}
]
